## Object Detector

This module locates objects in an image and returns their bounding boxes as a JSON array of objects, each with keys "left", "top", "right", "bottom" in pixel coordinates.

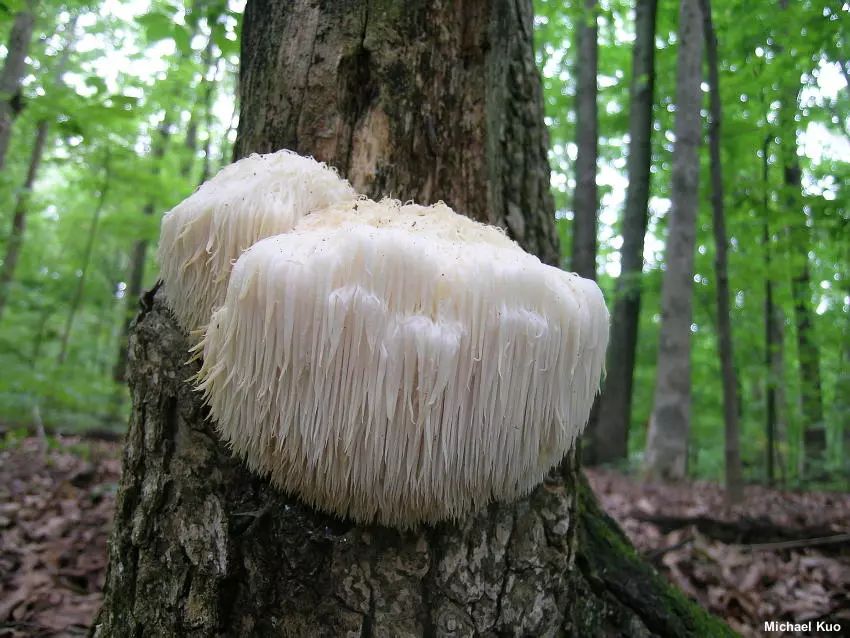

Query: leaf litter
[
  {"left": 1, "top": 437, "right": 847, "bottom": 636},
  {"left": 587, "top": 468, "right": 850, "bottom": 637}
]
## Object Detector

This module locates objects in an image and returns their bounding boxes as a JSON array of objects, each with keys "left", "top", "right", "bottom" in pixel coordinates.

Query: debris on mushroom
[
  {"left": 195, "top": 198, "right": 609, "bottom": 527},
  {"left": 158, "top": 149, "right": 356, "bottom": 331}
]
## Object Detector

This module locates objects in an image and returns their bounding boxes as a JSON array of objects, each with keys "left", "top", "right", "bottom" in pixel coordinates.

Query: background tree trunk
[
  {"left": 570, "top": 0, "right": 598, "bottom": 279},
  {"left": 95, "top": 2, "right": 732, "bottom": 635},
  {"left": 762, "top": 140, "right": 778, "bottom": 486},
  {"left": 112, "top": 117, "right": 172, "bottom": 383},
  {"left": 700, "top": 0, "right": 742, "bottom": 501},
  {"left": 0, "top": 121, "right": 48, "bottom": 321},
  {"left": 0, "top": 16, "right": 77, "bottom": 322},
  {"left": 644, "top": 0, "right": 703, "bottom": 481},
  {"left": 113, "top": 15, "right": 206, "bottom": 383},
  {"left": 783, "top": 158, "right": 826, "bottom": 477},
  {"left": 0, "top": 1, "right": 35, "bottom": 172},
  {"left": 57, "top": 152, "right": 111, "bottom": 364},
  {"left": 591, "top": 0, "right": 658, "bottom": 465}
]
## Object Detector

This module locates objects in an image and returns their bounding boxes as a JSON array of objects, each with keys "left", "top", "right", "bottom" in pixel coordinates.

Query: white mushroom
[
  {"left": 157, "top": 149, "right": 357, "bottom": 331},
  {"left": 195, "top": 199, "right": 609, "bottom": 527}
]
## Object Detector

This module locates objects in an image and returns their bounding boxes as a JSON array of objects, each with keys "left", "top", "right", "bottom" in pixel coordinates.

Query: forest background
[{"left": 0, "top": 0, "right": 847, "bottom": 490}]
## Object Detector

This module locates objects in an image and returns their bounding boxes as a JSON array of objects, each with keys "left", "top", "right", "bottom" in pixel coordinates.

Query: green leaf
[{"left": 138, "top": 11, "right": 175, "bottom": 43}]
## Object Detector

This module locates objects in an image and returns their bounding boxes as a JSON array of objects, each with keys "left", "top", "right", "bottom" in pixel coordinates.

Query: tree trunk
[
  {"left": 112, "top": 118, "right": 173, "bottom": 383},
  {"left": 182, "top": 33, "right": 215, "bottom": 178},
  {"left": 57, "top": 152, "right": 111, "bottom": 364},
  {"left": 0, "top": 1, "right": 35, "bottom": 172},
  {"left": 769, "top": 298, "right": 788, "bottom": 485},
  {"left": 113, "top": 13, "right": 208, "bottom": 383},
  {"left": 95, "top": 2, "right": 731, "bottom": 635},
  {"left": 783, "top": 160, "right": 826, "bottom": 478},
  {"left": 0, "top": 16, "right": 77, "bottom": 322},
  {"left": 839, "top": 283, "right": 850, "bottom": 479},
  {"left": 761, "top": 135, "right": 783, "bottom": 486},
  {"left": 763, "top": 172, "right": 777, "bottom": 486},
  {"left": 570, "top": 0, "right": 598, "bottom": 279},
  {"left": 591, "top": 0, "right": 658, "bottom": 465},
  {"left": 0, "top": 120, "right": 48, "bottom": 321},
  {"left": 700, "top": 0, "right": 742, "bottom": 501},
  {"left": 644, "top": 0, "right": 703, "bottom": 482}
]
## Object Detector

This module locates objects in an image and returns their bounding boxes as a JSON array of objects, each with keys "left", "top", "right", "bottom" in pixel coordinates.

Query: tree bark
[
  {"left": 0, "top": 16, "right": 77, "bottom": 322},
  {"left": 570, "top": 0, "right": 598, "bottom": 280},
  {"left": 0, "top": 1, "right": 36, "bottom": 172},
  {"left": 761, "top": 135, "right": 785, "bottom": 486},
  {"left": 839, "top": 283, "right": 850, "bottom": 479},
  {"left": 644, "top": 0, "right": 703, "bottom": 482},
  {"left": 700, "top": 0, "right": 742, "bottom": 501},
  {"left": 763, "top": 155, "right": 777, "bottom": 486},
  {"left": 783, "top": 160, "right": 826, "bottom": 478},
  {"left": 235, "top": 0, "right": 559, "bottom": 264},
  {"left": 95, "top": 2, "right": 732, "bottom": 636},
  {"left": 591, "top": 0, "right": 658, "bottom": 465},
  {"left": 0, "top": 120, "right": 47, "bottom": 321}
]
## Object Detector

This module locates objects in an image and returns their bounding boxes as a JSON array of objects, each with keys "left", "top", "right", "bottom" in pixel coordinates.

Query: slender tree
[
  {"left": 591, "top": 0, "right": 658, "bottom": 464},
  {"left": 571, "top": 0, "right": 598, "bottom": 280},
  {"left": 760, "top": 134, "right": 786, "bottom": 486},
  {"left": 111, "top": 117, "right": 172, "bottom": 382},
  {"left": 839, "top": 278, "right": 850, "bottom": 477},
  {"left": 0, "top": 0, "right": 36, "bottom": 172},
  {"left": 0, "top": 16, "right": 77, "bottom": 321},
  {"left": 784, "top": 155, "right": 826, "bottom": 477},
  {"left": 0, "top": 121, "right": 48, "bottom": 321},
  {"left": 773, "top": 0, "right": 826, "bottom": 479},
  {"left": 700, "top": 0, "right": 742, "bottom": 500},
  {"left": 94, "top": 2, "right": 729, "bottom": 635},
  {"left": 57, "top": 151, "right": 111, "bottom": 364},
  {"left": 644, "top": 0, "right": 704, "bottom": 481},
  {"left": 112, "top": 14, "right": 210, "bottom": 382}
]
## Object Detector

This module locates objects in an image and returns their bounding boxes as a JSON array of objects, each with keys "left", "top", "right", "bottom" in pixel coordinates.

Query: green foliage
[
  {"left": 0, "top": 1, "right": 239, "bottom": 433},
  {"left": 0, "top": 0, "right": 845, "bottom": 488},
  {"left": 536, "top": 0, "right": 848, "bottom": 484}
]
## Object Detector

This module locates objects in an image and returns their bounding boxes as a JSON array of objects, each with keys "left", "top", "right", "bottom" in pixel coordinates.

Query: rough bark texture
[
  {"left": 570, "top": 0, "right": 598, "bottom": 280},
  {"left": 0, "top": 1, "right": 35, "bottom": 172},
  {"left": 95, "top": 2, "right": 732, "bottom": 636},
  {"left": 645, "top": 0, "right": 703, "bottom": 481},
  {"left": 235, "top": 0, "right": 559, "bottom": 265},
  {"left": 590, "top": 0, "right": 657, "bottom": 465},
  {"left": 700, "top": 0, "right": 742, "bottom": 501}
]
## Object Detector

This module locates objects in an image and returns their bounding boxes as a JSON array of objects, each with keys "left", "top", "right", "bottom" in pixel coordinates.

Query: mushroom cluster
[
  {"left": 158, "top": 150, "right": 357, "bottom": 331},
  {"left": 158, "top": 150, "right": 609, "bottom": 528}
]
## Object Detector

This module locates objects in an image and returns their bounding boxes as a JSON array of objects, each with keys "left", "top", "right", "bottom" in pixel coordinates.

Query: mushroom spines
[
  {"left": 196, "top": 199, "right": 609, "bottom": 527},
  {"left": 157, "top": 149, "right": 357, "bottom": 331}
]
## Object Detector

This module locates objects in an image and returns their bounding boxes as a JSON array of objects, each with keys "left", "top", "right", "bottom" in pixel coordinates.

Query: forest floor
[
  {"left": 0, "top": 436, "right": 848, "bottom": 637},
  {"left": 586, "top": 468, "right": 850, "bottom": 636}
]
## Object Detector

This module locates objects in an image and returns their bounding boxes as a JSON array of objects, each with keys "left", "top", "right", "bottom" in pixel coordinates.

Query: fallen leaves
[
  {"left": 587, "top": 468, "right": 850, "bottom": 637},
  {"left": 0, "top": 437, "right": 119, "bottom": 638},
  {"left": 1, "top": 438, "right": 847, "bottom": 636}
]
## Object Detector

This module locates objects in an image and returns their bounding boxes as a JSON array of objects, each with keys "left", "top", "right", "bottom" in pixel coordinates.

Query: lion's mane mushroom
[
  {"left": 195, "top": 198, "right": 609, "bottom": 528},
  {"left": 158, "top": 149, "right": 356, "bottom": 331}
]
